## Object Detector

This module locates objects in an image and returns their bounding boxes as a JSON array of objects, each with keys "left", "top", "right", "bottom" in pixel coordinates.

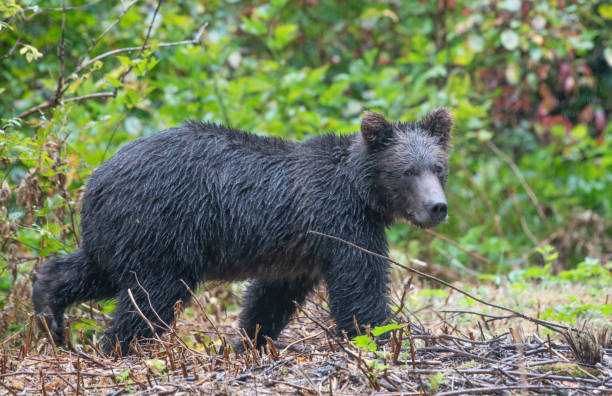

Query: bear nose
[{"left": 427, "top": 201, "right": 447, "bottom": 220}]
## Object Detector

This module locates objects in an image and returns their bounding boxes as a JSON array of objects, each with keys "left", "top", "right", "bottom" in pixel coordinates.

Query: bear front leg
[
  {"left": 238, "top": 277, "right": 317, "bottom": 350},
  {"left": 322, "top": 249, "right": 392, "bottom": 338}
]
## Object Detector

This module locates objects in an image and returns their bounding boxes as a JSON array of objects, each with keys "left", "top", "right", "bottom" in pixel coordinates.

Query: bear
[{"left": 32, "top": 109, "right": 452, "bottom": 355}]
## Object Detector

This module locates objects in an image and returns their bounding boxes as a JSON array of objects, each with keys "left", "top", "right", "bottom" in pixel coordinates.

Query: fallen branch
[{"left": 308, "top": 230, "right": 574, "bottom": 335}]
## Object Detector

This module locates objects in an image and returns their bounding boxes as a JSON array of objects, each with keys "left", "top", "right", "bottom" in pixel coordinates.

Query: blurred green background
[{"left": 1, "top": 0, "right": 611, "bottom": 334}]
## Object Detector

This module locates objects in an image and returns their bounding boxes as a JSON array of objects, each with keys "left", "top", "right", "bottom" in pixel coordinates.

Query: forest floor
[{"left": 1, "top": 270, "right": 611, "bottom": 395}]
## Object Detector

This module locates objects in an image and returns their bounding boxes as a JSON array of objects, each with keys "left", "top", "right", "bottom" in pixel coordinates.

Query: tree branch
[
  {"left": 74, "top": 21, "right": 206, "bottom": 76},
  {"left": 0, "top": 25, "right": 23, "bottom": 62},
  {"left": 27, "top": 0, "right": 103, "bottom": 12},
  {"left": 16, "top": 92, "right": 116, "bottom": 119}
]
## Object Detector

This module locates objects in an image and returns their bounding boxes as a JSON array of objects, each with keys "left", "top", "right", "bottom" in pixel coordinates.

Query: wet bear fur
[{"left": 32, "top": 109, "right": 452, "bottom": 355}]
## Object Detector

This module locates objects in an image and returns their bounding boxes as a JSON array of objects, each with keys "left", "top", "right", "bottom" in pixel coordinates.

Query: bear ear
[
  {"left": 421, "top": 108, "right": 452, "bottom": 149},
  {"left": 361, "top": 111, "right": 393, "bottom": 146}
]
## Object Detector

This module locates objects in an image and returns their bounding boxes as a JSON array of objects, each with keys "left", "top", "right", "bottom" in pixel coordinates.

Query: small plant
[
  {"left": 351, "top": 323, "right": 406, "bottom": 353},
  {"left": 351, "top": 323, "right": 406, "bottom": 382},
  {"left": 116, "top": 369, "right": 133, "bottom": 392},
  {"left": 145, "top": 358, "right": 168, "bottom": 376},
  {"left": 426, "top": 371, "right": 446, "bottom": 394}
]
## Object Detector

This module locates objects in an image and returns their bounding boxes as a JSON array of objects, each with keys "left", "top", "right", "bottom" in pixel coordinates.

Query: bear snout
[{"left": 426, "top": 200, "right": 447, "bottom": 222}]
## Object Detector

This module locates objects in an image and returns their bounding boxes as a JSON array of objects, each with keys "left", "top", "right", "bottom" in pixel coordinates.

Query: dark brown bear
[{"left": 33, "top": 109, "right": 452, "bottom": 355}]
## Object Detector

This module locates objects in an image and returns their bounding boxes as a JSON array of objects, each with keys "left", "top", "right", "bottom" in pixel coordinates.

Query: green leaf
[
  {"left": 116, "top": 56, "right": 133, "bottom": 67},
  {"left": 106, "top": 76, "right": 122, "bottom": 87},
  {"left": 352, "top": 335, "right": 372, "bottom": 348},
  {"left": 598, "top": 4, "right": 612, "bottom": 19},
  {"left": 351, "top": 335, "right": 377, "bottom": 352},
  {"left": 371, "top": 323, "right": 405, "bottom": 336},
  {"left": 270, "top": 24, "right": 298, "bottom": 49},
  {"left": 240, "top": 16, "right": 267, "bottom": 35}
]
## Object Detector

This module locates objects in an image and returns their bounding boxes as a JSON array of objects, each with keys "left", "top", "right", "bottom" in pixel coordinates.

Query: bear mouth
[{"left": 405, "top": 212, "right": 447, "bottom": 229}]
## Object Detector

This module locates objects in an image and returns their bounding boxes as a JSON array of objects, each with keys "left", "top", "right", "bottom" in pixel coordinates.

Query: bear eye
[
  {"left": 404, "top": 168, "right": 416, "bottom": 177},
  {"left": 433, "top": 164, "right": 444, "bottom": 175}
]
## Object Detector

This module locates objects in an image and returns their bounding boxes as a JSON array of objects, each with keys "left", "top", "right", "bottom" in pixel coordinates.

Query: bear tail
[{"left": 32, "top": 249, "right": 113, "bottom": 346}]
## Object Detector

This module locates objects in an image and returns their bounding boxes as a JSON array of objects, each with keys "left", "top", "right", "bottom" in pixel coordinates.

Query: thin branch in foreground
[
  {"left": 423, "top": 227, "right": 496, "bottom": 270},
  {"left": 308, "top": 230, "right": 573, "bottom": 334}
]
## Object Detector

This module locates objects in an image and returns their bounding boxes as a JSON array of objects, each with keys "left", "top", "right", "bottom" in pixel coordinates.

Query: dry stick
[
  {"left": 436, "top": 385, "right": 607, "bottom": 396},
  {"left": 441, "top": 310, "right": 514, "bottom": 322},
  {"left": 486, "top": 140, "right": 548, "bottom": 225},
  {"left": 39, "top": 317, "right": 58, "bottom": 358},
  {"left": 279, "top": 329, "right": 325, "bottom": 355},
  {"left": 298, "top": 304, "right": 358, "bottom": 359},
  {"left": 130, "top": 273, "right": 203, "bottom": 356},
  {"left": 17, "top": 92, "right": 116, "bottom": 119},
  {"left": 0, "top": 381, "right": 17, "bottom": 396},
  {"left": 308, "top": 230, "right": 573, "bottom": 335},
  {"left": 179, "top": 279, "right": 225, "bottom": 345},
  {"left": 23, "top": 314, "right": 34, "bottom": 358},
  {"left": 84, "top": 0, "right": 138, "bottom": 59},
  {"left": 126, "top": 288, "right": 159, "bottom": 341},
  {"left": 293, "top": 366, "right": 322, "bottom": 396}
]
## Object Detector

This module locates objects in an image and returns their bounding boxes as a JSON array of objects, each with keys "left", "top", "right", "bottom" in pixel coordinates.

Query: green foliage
[
  {"left": 0, "top": 0, "right": 610, "bottom": 338},
  {"left": 351, "top": 323, "right": 404, "bottom": 353},
  {"left": 116, "top": 368, "right": 133, "bottom": 391},
  {"left": 426, "top": 372, "right": 446, "bottom": 394}
]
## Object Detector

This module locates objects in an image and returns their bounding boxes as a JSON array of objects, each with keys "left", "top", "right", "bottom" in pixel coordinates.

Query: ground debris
[{"left": 2, "top": 295, "right": 611, "bottom": 396}]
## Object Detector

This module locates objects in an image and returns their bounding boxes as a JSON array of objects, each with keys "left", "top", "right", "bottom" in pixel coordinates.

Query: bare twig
[
  {"left": 24, "top": 0, "right": 103, "bottom": 12},
  {"left": 0, "top": 24, "right": 24, "bottom": 62},
  {"left": 126, "top": 288, "right": 162, "bottom": 343},
  {"left": 73, "top": 21, "right": 207, "bottom": 77}
]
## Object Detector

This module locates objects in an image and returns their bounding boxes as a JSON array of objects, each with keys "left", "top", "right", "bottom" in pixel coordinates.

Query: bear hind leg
[{"left": 101, "top": 275, "right": 195, "bottom": 356}]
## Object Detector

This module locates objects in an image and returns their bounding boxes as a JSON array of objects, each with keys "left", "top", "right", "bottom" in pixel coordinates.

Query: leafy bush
[{"left": 1, "top": 0, "right": 610, "bottom": 336}]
